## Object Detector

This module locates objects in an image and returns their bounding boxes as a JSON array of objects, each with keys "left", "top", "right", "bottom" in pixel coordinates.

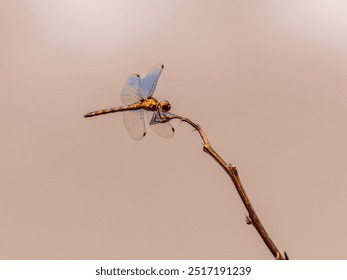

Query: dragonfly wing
[
  {"left": 123, "top": 109, "right": 146, "bottom": 140},
  {"left": 146, "top": 111, "right": 174, "bottom": 139},
  {"left": 120, "top": 74, "right": 141, "bottom": 105},
  {"left": 140, "top": 64, "right": 164, "bottom": 99}
]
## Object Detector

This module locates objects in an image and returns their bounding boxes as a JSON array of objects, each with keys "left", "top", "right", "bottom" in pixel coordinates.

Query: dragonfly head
[{"left": 159, "top": 100, "right": 171, "bottom": 112}]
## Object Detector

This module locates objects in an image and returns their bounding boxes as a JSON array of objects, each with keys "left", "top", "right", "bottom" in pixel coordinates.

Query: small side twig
[{"left": 164, "top": 113, "right": 285, "bottom": 260}]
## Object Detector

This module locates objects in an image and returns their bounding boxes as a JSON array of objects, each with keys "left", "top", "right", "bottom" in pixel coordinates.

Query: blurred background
[{"left": 1, "top": 0, "right": 347, "bottom": 259}]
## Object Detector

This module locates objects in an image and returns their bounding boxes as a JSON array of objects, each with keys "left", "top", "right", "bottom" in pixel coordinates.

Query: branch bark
[{"left": 163, "top": 113, "right": 285, "bottom": 260}]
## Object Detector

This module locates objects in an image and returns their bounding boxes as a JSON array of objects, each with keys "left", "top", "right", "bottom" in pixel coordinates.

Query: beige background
[{"left": 1, "top": 0, "right": 347, "bottom": 259}]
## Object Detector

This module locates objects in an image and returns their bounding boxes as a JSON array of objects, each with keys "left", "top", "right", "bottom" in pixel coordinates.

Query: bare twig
[{"left": 163, "top": 113, "right": 285, "bottom": 260}]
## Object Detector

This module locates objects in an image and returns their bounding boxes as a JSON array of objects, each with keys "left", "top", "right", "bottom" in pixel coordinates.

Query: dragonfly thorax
[
  {"left": 141, "top": 97, "right": 159, "bottom": 111},
  {"left": 141, "top": 97, "right": 171, "bottom": 112}
]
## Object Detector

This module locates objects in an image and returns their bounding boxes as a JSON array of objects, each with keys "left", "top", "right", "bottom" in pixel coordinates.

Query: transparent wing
[
  {"left": 123, "top": 109, "right": 146, "bottom": 141},
  {"left": 146, "top": 111, "right": 174, "bottom": 139},
  {"left": 120, "top": 74, "right": 141, "bottom": 105},
  {"left": 140, "top": 64, "right": 164, "bottom": 99}
]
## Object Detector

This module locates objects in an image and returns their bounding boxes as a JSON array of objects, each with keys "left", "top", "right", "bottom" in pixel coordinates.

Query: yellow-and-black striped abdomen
[{"left": 84, "top": 102, "right": 143, "bottom": 118}]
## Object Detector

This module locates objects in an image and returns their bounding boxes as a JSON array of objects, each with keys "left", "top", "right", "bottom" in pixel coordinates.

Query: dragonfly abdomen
[{"left": 84, "top": 102, "right": 143, "bottom": 118}]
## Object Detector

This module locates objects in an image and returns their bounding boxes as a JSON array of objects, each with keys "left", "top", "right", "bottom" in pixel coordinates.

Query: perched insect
[{"left": 84, "top": 64, "right": 175, "bottom": 140}]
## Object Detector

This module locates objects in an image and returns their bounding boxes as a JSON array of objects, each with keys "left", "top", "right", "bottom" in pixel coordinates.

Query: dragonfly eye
[{"left": 160, "top": 100, "right": 171, "bottom": 112}]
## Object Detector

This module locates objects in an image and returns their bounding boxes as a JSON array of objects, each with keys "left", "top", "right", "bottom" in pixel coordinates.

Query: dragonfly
[{"left": 84, "top": 64, "right": 175, "bottom": 140}]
